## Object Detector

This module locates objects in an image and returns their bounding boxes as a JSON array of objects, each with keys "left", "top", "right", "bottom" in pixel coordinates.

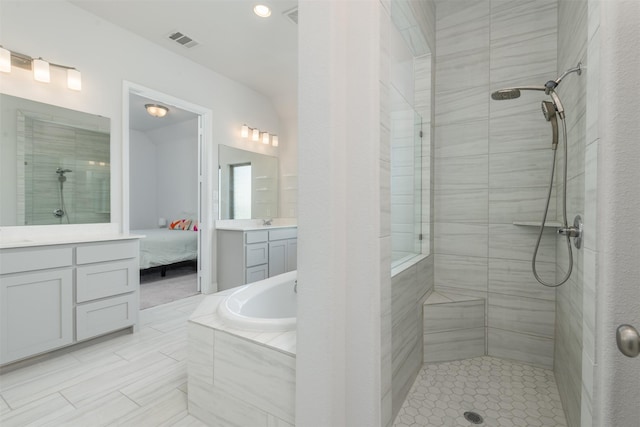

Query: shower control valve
[{"left": 557, "top": 215, "right": 583, "bottom": 249}]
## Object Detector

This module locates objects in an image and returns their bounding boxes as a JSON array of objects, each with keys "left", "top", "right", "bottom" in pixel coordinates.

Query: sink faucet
[{"left": 262, "top": 218, "right": 273, "bottom": 226}]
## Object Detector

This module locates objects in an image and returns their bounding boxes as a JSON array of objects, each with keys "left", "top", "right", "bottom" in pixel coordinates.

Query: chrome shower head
[
  {"left": 56, "top": 167, "right": 72, "bottom": 175},
  {"left": 491, "top": 88, "right": 521, "bottom": 100},
  {"left": 541, "top": 101, "right": 559, "bottom": 150}
]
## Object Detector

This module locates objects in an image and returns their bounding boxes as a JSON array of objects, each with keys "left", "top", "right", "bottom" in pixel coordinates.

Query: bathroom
[{"left": 1, "top": 1, "right": 638, "bottom": 427}]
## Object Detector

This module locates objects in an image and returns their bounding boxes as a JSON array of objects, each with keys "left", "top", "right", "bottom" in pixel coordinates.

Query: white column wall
[{"left": 296, "top": 0, "right": 383, "bottom": 425}]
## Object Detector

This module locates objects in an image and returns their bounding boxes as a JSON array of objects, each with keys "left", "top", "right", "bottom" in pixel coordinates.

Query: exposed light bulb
[
  {"left": 0, "top": 47, "right": 10, "bottom": 73},
  {"left": 253, "top": 4, "right": 271, "bottom": 17},
  {"left": 67, "top": 68, "right": 82, "bottom": 91},
  {"left": 33, "top": 58, "right": 50, "bottom": 83}
]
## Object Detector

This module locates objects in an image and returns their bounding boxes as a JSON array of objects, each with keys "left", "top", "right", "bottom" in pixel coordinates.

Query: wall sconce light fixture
[
  {"left": 0, "top": 47, "right": 82, "bottom": 91},
  {"left": 240, "top": 124, "right": 279, "bottom": 147},
  {"left": 145, "top": 104, "right": 169, "bottom": 118}
]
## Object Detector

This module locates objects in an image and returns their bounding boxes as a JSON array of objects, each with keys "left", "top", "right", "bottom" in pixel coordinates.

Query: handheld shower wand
[{"left": 490, "top": 63, "right": 583, "bottom": 287}]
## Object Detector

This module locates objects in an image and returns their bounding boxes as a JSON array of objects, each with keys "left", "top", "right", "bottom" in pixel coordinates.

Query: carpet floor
[{"left": 139, "top": 265, "right": 199, "bottom": 310}]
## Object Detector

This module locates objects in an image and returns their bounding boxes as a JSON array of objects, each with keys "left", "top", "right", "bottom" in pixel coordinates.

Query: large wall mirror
[
  {"left": 218, "top": 145, "right": 278, "bottom": 220},
  {"left": 0, "top": 94, "right": 111, "bottom": 226}
]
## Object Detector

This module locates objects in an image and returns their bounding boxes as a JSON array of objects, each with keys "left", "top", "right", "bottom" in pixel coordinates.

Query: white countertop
[
  {"left": 216, "top": 224, "right": 297, "bottom": 231},
  {"left": 215, "top": 218, "right": 297, "bottom": 232},
  {"left": 0, "top": 233, "right": 143, "bottom": 249}
]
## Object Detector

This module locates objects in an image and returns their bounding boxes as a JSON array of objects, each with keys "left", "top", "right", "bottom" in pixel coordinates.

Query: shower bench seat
[{"left": 423, "top": 291, "right": 486, "bottom": 363}]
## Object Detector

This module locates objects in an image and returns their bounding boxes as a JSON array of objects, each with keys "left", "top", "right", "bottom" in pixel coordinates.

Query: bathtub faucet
[{"left": 262, "top": 218, "right": 273, "bottom": 226}]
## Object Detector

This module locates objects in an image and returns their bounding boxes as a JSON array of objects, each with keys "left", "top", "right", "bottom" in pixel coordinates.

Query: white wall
[
  {"left": 0, "top": 0, "right": 279, "bottom": 222},
  {"left": 129, "top": 129, "right": 157, "bottom": 229},
  {"left": 0, "top": 1, "right": 281, "bottom": 290},
  {"left": 150, "top": 119, "right": 199, "bottom": 223}
]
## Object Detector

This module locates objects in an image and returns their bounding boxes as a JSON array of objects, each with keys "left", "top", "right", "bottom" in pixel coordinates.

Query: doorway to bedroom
[{"left": 125, "top": 83, "right": 212, "bottom": 309}]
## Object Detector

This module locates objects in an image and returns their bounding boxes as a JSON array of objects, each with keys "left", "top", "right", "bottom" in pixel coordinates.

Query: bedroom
[{"left": 129, "top": 93, "right": 200, "bottom": 308}]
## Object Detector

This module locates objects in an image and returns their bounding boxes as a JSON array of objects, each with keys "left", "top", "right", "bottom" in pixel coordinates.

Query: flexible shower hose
[{"left": 532, "top": 115, "right": 573, "bottom": 287}]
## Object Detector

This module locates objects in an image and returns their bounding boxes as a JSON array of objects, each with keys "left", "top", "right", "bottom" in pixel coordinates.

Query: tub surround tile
[
  {"left": 187, "top": 323, "right": 214, "bottom": 386},
  {"left": 215, "top": 331, "right": 295, "bottom": 423},
  {"left": 188, "top": 381, "right": 269, "bottom": 427}
]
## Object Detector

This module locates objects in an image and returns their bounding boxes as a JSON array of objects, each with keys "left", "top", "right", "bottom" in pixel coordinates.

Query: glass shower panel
[{"left": 390, "top": 87, "right": 423, "bottom": 266}]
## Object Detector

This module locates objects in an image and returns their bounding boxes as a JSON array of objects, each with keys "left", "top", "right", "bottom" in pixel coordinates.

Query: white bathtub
[{"left": 217, "top": 270, "right": 297, "bottom": 332}]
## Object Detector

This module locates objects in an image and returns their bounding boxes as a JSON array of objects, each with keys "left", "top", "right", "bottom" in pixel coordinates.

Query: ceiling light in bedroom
[
  {"left": 145, "top": 104, "right": 169, "bottom": 118},
  {"left": 253, "top": 4, "right": 271, "bottom": 18}
]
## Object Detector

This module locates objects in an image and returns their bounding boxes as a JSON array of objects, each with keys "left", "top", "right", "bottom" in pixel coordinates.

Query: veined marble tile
[
  {"left": 488, "top": 328, "right": 554, "bottom": 369},
  {"left": 168, "top": 413, "right": 209, "bottom": 427},
  {"left": 558, "top": 0, "right": 588, "bottom": 68},
  {"left": 0, "top": 353, "right": 80, "bottom": 392},
  {"left": 434, "top": 188, "right": 488, "bottom": 223},
  {"left": 434, "top": 254, "right": 488, "bottom": 293},
  {"left": 119, "top": 361, "right": 187, "bottom": 407},
  {"left": 268, "top": 413, "right": 295, "bottom": 427},
  {"left": 490, "top": 0, "right": 557, "bottom": 43},
  {"left": 436, "top": 48, "right": 489, "bottom": 93},
  {"left": 490, "top": 32, "right": 557, "bottom": 85},
  {"left": 436, "top": 0, "right": 490, "bottom": 57},
  {"left": 423, "top": 328, "right": 485, "bottom": 363},
  {"left": 392, "top": 337, "right": 421, "bottom": 420},
  {"left": 112, "top": 389, "right": 189, "bottom": 427},
  {"left": 489, "top": 223, "right": 556, "bottom": 263},
  {"left": 582, "top": 248, "right": 596, "bottom": 361},
  {"left": 416, "top": 255, "right": 434, "bottom": 301},
  {"left": 434, "top": 120, "right": 488, "bottom": 158},
  {"left": 488, "top": 258, "right": 556, "bottom": 300},
  {"left": 424, "top": 299, "right": 485, "bottom": 333},
  {"left": 0, "top": 392, "right": 75, "bottom": 427},
  {"left": 435, "top": 222, "right": 488, "bottom": 258},
  {"left": 434, "top": 154, "right": 488, "bottom": 191},
  {"left": 214, "top": 331, "right": 295, "bottom": 423},
  {"left": 0, "top": 396, "right": 9, "bottom": 416},
  {"left": 60, "top": 351, "right": 177, "bottom": 408},
  {"left": 435, "top": 85, "right": 489, "bottom": 126},
  {"left": 1, "top": 353, "right": 128, "bottom": 409},
  {"left": 40, "top": 390, "right": 139, "bottom": 427},
  {"left": 488, "top": 293, "right": 555, "bottom": 338},
  {"left": 489, "top": 149, "right": 555, "bottom": 189},
  {"left": 489, "top": 186, "right": 557, "bottom": 225}
]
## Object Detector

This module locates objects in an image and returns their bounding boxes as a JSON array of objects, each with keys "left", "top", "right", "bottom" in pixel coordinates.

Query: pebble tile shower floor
[{"left": 393, "top": 356, "right": 567, "bottom": 427}]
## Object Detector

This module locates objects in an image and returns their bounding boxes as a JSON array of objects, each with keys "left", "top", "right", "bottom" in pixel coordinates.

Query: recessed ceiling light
[{"left": 253, "top": 4, "right": 271, "bottom": 18}]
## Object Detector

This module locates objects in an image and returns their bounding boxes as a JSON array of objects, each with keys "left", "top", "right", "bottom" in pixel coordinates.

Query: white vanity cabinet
[
  {"left": 217, "top": 227, "right": 297, "bottom": 291},
  {"left": 0, "top": 237, "right": 140, "bottom": 365}
]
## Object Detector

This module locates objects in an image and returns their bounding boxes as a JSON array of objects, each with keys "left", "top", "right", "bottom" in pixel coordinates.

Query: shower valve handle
[{"left": 557, "top": 226, "right": 580, "bottom": 237}]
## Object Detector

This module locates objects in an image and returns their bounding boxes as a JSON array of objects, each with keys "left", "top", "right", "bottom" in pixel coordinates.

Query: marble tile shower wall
[
  {"left": 554, "top": 0, "right": 591, "bottom": 427},
  {"left": 434, "top": 0, "right": 560, "bottom": 369}
]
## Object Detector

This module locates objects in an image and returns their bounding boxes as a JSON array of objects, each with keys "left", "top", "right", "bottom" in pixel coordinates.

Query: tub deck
[{"left": 187, "top": 290, "right": 296, "bottom": 427}]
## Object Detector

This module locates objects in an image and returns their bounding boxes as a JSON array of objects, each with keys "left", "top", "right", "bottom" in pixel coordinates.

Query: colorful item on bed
[{"left": 169, "top": 219, "right": 198, "bottom": 231}]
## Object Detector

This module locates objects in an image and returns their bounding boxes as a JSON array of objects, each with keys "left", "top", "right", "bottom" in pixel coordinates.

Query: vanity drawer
[
  {"left": 268, "top": 228, "right": 297, "bottom": 241},
  {"left": 245, "top": 230, "right": 268, "bottom": 244},
  {"left": 246, "top": 242, "right": 268, "bottom": 267},
  {"left": 76, "top": 293, "right": 137, "bottom": 341},
  {"left": 76, "top": 241, "right": 138, "bottom": 265},
  {"left": 76, "top": 259, "right": 138, "bottom": 303},
  {"left": 0, "top": 247, "right": 72, "bottom": 275}
]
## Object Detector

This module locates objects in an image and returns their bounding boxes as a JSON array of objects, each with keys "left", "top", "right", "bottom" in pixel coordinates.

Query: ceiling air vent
[
  {"left": 283, "top": 7, "right": 298, "bottom": 25},
  {"left": 168, "top": 31, "right": 199, "bottom": 48}
]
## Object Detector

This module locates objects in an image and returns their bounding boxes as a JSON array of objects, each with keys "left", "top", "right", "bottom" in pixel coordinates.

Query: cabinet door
[
  {"left": 246, "top": 242, "right": 268, "bottom": 267},
  {"left": 0, "top": 269, "right": 73, "bottom": 364},
  {"left": 76, "top": 293, "right": 137, "bottom": 341},
  {"left": 286, "top": 239, "right": 297, "bottom": 272},
  {"left": 269, "top": 240, "right": 287, "bottom": 277},
  {"left": 246, "top": 264, "right": 268, "bottom": 284}
]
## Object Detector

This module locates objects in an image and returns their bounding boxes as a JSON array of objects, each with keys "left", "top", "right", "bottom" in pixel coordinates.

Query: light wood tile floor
[{"left": 0, "top": 294, "right": 208, "bottom": 427}]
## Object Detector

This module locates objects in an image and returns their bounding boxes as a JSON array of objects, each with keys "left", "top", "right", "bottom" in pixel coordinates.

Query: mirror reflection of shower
[
  {"left": 54, "top": 167, "right": 72, "bottom": 223},
  {"left": 490, "top": 63, "right": 583, "bottom": 288}
]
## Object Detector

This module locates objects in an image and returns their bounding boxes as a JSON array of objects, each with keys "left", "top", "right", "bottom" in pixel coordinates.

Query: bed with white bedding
[{"left": 133, "top": 228, "right": 198, "bottom": 271}]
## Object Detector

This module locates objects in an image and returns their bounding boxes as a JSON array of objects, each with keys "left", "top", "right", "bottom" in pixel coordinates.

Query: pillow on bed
[
  {"left": 189, "top": 221, "right": 199, "bottom": 231},
  {"left": 169, "top": 219, "right": 192, "bottom": 230}
]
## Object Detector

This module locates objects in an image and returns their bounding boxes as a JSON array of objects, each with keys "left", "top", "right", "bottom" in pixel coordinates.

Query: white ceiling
[{"left": 71, "top": 0, "right": 298, "bottom": 119}]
